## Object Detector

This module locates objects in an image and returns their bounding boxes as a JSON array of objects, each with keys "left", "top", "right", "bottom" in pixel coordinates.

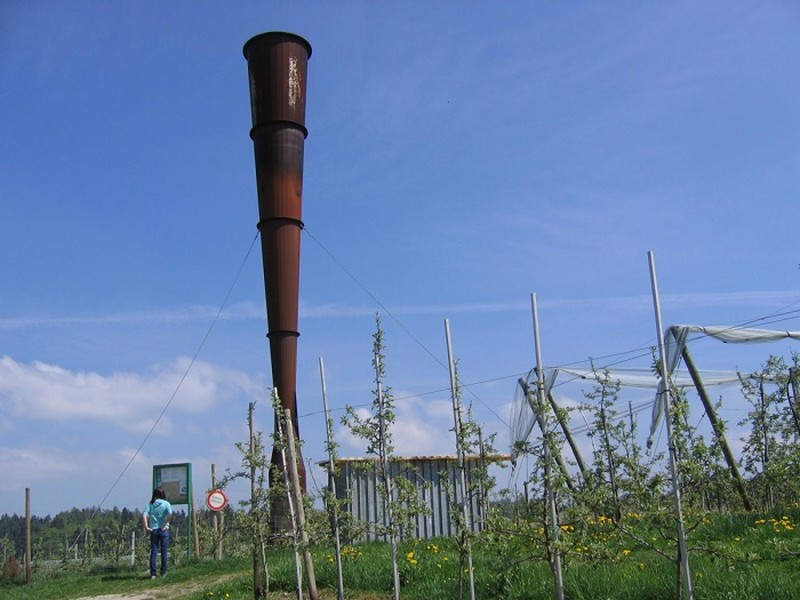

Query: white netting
[
  {"left": 647, "top": 325, "right": 800, "bottom": 443},
  {"left": 509, "top": 364, "right": 744, "bottom": 462},
  {"left": 509, "top": 324, "right": 800, "bottom": 462}
]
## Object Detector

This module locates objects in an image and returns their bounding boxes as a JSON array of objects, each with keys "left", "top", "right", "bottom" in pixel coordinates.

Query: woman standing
[{"left": 143, "top": 487, "right": 173, "bottom": 579}]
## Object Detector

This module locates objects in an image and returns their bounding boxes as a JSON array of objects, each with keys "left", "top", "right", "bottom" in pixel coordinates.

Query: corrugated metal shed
[{"left": 322, "top": 455, "right": 510, "bottom": 542}]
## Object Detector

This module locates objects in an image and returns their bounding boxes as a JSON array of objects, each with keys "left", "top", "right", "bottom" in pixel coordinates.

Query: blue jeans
[{"left": 149, "top": 529, "right": 170, "bottom": 576}]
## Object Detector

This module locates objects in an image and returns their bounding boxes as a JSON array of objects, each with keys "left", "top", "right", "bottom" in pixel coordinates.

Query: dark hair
[{"left": 150, "top": 487, "right": 166, "bottom": 504}]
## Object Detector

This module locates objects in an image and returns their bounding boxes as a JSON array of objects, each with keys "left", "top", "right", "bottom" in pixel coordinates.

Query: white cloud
[
  {"left": 334, "top": 394, "right": 458, "bottom": 458},
  {"left": 0, "top": 355, "right": 261, "bottom": 434},
  {"left": 0, "top": 353, "right": 268, "bottom": 514},
  {"left": 392, "top": 397, "right": 456, "bottom": 456}
]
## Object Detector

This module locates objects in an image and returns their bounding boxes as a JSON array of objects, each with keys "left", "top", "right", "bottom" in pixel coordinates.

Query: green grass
[
  {"left": 4, "top": 510, "right": 800, "bottom": 599},
  {"left": 0, "top": 556, "right": 247, "bottom": 600}
]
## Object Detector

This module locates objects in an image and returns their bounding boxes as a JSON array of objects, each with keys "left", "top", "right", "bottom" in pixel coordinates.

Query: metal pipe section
[{"left": 243, "top": 32, "right": 311, "bottom": 498}]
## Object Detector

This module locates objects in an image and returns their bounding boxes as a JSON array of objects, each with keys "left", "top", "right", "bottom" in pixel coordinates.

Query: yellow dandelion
[{"left": 622, "top": 549, "right": 631, "bottom": 556}]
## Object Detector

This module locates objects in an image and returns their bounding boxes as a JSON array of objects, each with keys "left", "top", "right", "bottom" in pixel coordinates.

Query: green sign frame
[{"left": 152, "top": 463, "right": 193, "bottom": 558}]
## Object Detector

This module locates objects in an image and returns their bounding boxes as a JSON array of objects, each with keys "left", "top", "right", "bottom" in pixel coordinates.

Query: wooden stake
[
  {"left": 444, "top": 319, "right": 476, "bottom": 600},
  {"left": 681, "top": 346, "right": 752, "bottom": 511},
  {"left": 284, "top": 409, "right": 319, "bottom": 600},
  {"left": 547, "top": 390, "right": 589, "bottom": 480},
  {"left": 25, "top": 488, "right": 32, "bottom": 584},
  {"left": 319, "top": 357, "right": 345, "bottom": 600},
  {"left": 374, "top": 342, "right": 400, "bottom": 600},
  {"left": 248, "top": 401, "right": 263, "bottom": 600}
]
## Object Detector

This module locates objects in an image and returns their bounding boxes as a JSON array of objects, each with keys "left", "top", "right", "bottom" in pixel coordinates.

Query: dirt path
[
  {"left": 73, "top": 572, "right": 242, "bottom": 600},
  {"left": 73, "top": 575, "right": 345, "bottom": 600},
  {"left": 76, "top": 591, "right": 340, "bottom": 600},
  {"left": 74, "top": 591, "right": 184, "bottom": 600}
]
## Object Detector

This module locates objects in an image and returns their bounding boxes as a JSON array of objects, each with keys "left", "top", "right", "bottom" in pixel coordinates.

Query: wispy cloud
[
  {"left": 304, "top": 291, "right": 800, "bottom": 320},
  {"left": 542, "top": 290, "right": 800, "bottom": 314},
  {"left": 0, "top": 303, "right": 264, "bottom": 330},
  {"left": 1, "top": 290, "right": 797, "bottom": 331}
]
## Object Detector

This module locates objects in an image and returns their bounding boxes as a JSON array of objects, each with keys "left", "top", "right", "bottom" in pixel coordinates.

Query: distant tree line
[{"left": 0, "top": 506, "right": 192, "bottom": 564}]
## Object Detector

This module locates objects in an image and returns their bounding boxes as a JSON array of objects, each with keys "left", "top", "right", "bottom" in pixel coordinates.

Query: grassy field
[{"left": 3, "top": 510, "right": 800, "bottom": 599}]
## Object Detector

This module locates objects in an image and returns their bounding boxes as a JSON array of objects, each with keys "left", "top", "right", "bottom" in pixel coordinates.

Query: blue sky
[{"left": 2, "top": 2, "right": 799, "bottom": 517}]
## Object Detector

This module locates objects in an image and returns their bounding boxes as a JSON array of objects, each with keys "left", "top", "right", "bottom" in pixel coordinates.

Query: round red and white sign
[{"left": 206, "top": 489, "right": 228, "bottom": 512}]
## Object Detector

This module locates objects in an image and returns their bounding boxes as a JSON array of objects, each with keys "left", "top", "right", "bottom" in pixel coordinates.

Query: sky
[{"left": 2, "top": 2, "right": 800, "bottom": 517}]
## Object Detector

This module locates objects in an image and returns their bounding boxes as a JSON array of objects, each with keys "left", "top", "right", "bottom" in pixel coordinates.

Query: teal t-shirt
[{"left": 144, "top": 498, "right": 173, "bottom": 529}]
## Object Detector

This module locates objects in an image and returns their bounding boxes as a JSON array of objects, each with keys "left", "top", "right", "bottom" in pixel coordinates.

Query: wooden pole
[
  {"left": 193, "top": 506, "right": 200, "bottom": 557},
  {"left": 758, "top": 379, "right": 774, "bottom": 509},
  {"left": 790, "top": 368, "right": 800, "bottom": 437},
  {"left": 759, "top": 380, "right": 769, "bottom": 468},
  {"left": 647, "top": 251, "right": 693, "bottom": 600},
  {"left": 374, "top": 343, "right": 400, "bottom": 600},
  {"left": 211, "top": 464, "right": 223, "bottom": 560},
  {"left": 520, "top": 380, "right": 576, "bottom": 494},
  {"left": 319, "top": 357, "right": 345, "bottom": 600},
  {"left": 284, "top": 410, "right": 319, "bottom": 600},
  {"left": 211, "top": 464, "right": 218, "bottom": 559},
  {"left": 277, "top": 411, "right": 303, "bottom": 600},
  {"left": 477, "top": 426, "right": 488, "bottom": 530},
  {"left": 680, "top": 346, "right": 752, "bottom": 511},
  {"left": 547, "top": 390, "right": 589, "bottom": 480},
  {"left": 444, "top": 319, "right": 476, "bottom": 600},
  {"left": 25, "top": 488, "right": 32, "bottom": 584},
  {"left": 248, "top": 401, "right": 263, "bottom": 600},
  {"left": 599, "top": 403, "right": 622, "bottom": 521}
]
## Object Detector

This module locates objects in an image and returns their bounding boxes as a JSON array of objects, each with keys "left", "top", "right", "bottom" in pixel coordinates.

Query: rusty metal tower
[{"left": 243, "top": 32, "right": 311, "bottom": 526}]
